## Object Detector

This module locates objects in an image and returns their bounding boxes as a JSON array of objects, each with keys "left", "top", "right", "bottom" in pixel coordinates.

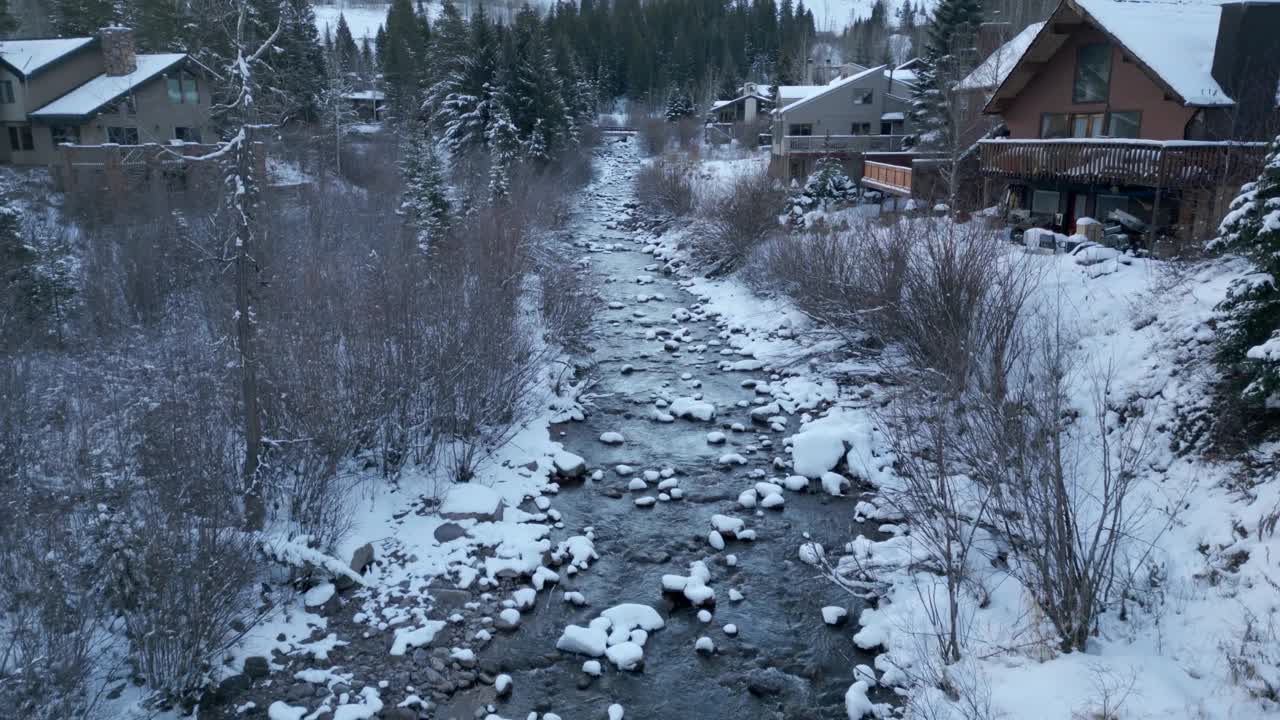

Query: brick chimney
[
  {"left": 977, "top": 22, "right": 1013, "bottom": 64},
  {"left": 99, "top": 27, "right": 137, "bottom": 76}
]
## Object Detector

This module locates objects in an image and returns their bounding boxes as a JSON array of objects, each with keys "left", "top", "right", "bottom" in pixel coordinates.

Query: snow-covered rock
[
  {"left": 670, "top": 397, "right": 716, "bottom": 421},
  {"left": 557, "top": 624, "right": 608, "bottom": 657},
  {"left": 605, "top": 641, "right": 644, "bottom": 670},
  {"left": 599, "top": 431, "right": 625, "bottom": 445},
  {"left": 695, "top": 636, "right": 716, "bottom": 654},
  {"left": 822, "top": 606, "right": 848, "bottom": 625},
  {"left": 440, "top": 485, "right": 505, "bottom": 522}
]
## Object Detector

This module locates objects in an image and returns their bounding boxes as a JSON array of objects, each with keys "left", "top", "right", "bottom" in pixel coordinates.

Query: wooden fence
[{"left": 979, "top": 139, "right": 1267, "bottom": 189}]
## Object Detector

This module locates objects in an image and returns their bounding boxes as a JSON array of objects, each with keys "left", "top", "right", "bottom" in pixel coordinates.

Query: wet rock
[
  {"left": 746, "top": 668, "right": 806, "bottom": 697},
  {"left": 383, "top": 710, "right": 417, "bottom": 720},
  {"left": 242, "top": 656, "right": 269, "bottom": 679},
  {"left": 433, "top": 522, "right": 468, "bottom": 543},
  {"left": 429, "top": 587, "right": 471, "bottom": 610},
  {"left": 287, "top": 682, "right": 314, "bottom": 701}
]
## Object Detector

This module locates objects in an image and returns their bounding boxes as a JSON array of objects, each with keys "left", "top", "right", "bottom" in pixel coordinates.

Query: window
[
  {"left": 788, "top": 123, "right": 812, "bottom": 136},
  {"left": 50, "top": 125, "right": 80, "bottom": 146},
  {"left": 1071, "top": 112, "right": 1106, "bottom": 138},
  {"left": 107, "top": 95, "right": 136, "bottom": 115},
  {"left": 1073, "top": 43, "right": 1111, "bottom": 103},
  {"left": 851, "top": 122, "right": 872, "bottom": 135},
  {"left": 1106, "top": 111, "right": 1140, "bottom": 138},
  {"left": 174, "top": 126, "right": 200, "bottom": 143},
  {"left": 106, "top": 126, "right": 139, "bottom": 144},
  {"left": 0, "top": 80, "right": 13, "bottom": 104},
  {"left": 1040, "top": 113, "right": 1070, "bottom": 139},
  {"left": 1031, "top": 190, "right": 1060, "bottom": 217},
  {"left": 7, "top": 125, "right": 33, "bottom": 151},
  {"left": 852, "top": 89, "right": 873, "bottom": 105},
  {"left": 167, "top": 72, "right": 199, "bottom": 104},
  {"left": 1095, "top": 194, "right": 1130, "bottom": 222},
  {"left": 880, "top": 121, "right": 894, "bottom": 135}
]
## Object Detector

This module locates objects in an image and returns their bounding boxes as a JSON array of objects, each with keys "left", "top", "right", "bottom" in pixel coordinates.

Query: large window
[
  {"left": 851, "top": 122, "right": 872, "bottom": 135},
  {"left": 1106, "top": 111, "right": 1141, "bottom": 138},
  {"left": 50, "top": 125, "right": 80, "bottom": 146},
  {"left": 174, "top": 126, "right": 200, "bottom": 142},
  {"left": 7, "top": 125, "right": 33, "bottom": 151},
  {"left": 0, "top": 80, "right": 13, "bottom": 104},
  {"left": 788, "top": 123, "right": 812, "bottom": 136},
  {"left": 1031, "top": 190, "right": 1060, "bottom": 217},
  {"left": 1041, "top": 113, "right": 1070, "bottom": 139},
  {"left": 1095, "top": 194, "right": 1131, "bottom": 222},
  {"left": 166, "top": 72, "right": 199, "bottom": 104},
  {"left": 852, "top": 89, "right": 873, "bottom": 105},
  {"left": 107, "top": 126, "right": 139, "bottom": 144},
  {"left": 1073, "top": 43, "right": 1112, "bottom": 103},
  {"left": 1072, "top": 112, "right": 1105, "bottom": 138}
]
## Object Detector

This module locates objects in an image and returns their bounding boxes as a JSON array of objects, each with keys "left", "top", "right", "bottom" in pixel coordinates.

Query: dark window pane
[
  {"left": 1032, "top": 190, "right": 1060, "bottom": 216},
  {"left": 1040, "top": 113, "right": 1069, "bottom": 138},
  {"left": 1106, "top": 111, "right": 1140, "bottom": 138},
  {"left": 167, "top": 76, "right": 182, "bottom": 103},
  {"left": 182, "top": 74, "right": 198, "bottom": 104},
  {"left": 1074, "top": 43, "right": 1111, "bottom": 103}
]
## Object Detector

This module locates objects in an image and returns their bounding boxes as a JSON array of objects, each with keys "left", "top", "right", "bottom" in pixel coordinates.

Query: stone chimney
[
  {"left": 99, "top": 27, "right": 137, "bottom": 76},
  {"left": 977, "top": 22, "right": 1013, "bottom": 64}
]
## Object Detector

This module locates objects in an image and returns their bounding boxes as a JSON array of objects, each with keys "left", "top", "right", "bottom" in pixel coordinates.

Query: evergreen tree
[
  {"left": 400, "top": 125, "right": 450, "bottom": 250},
  {"left": 664, "top": 86, "right": 693, "bottom": 121},
  {"left": 486, "top": 99, "right": 520, "bottom": 201},
  {"left": 51, "top": 0, "right": 118, "bottom": 36},
  {"left": 0, "top": 0, "right": 15, "bottom": 36},
  {"left": 131, "top": 0, "right": 185, "bottom": 51},
  {"left": 495, "top": 7, "right": 570, "bottom": 163},
  {"left": 334, "top": 13, "right": 359, "bottom": 74},
  {"left": 906, "top": 0, "right": 983, "bottom": 149},
  {"left": 1210, "top": 137, "right": 1280, "bottom": 405},
  {"left": 269, "top": 0, "right": 327, "bottom": 122},
  {"left": 381, "top": 0, "right": 428, "bottom": 121}
]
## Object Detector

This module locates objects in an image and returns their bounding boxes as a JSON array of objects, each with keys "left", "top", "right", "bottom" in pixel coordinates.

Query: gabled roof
[
  {"left": 778, "top": 65, "right": 888, "bottom": 115},
  {"left": 31, "top": 54, "right": 188, "bottom": 120},
  {"left": 0, "top": 37, "right": 96, "bottom": 78},
  {"left": 987, "top": 0, "right": 1233, "bottom": 113},
  {"left": 956, "top": 21, "right": 1046, "bottom": 91},
  {"left": 709, "top": 92, "right": 773, "bottom": 112}
]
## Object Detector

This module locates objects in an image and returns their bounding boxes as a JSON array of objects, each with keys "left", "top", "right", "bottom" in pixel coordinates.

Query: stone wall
[{"left": 99, "top": 27, "right": 137, "bottom": 77}]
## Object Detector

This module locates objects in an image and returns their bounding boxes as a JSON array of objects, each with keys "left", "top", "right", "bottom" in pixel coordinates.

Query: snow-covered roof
[
  {"left": 0, "top": 37, "right": 95, "bottom": 77},
  {"left": 881, "top": 111, "right": 905, "bottom": 121},
  {"left": 31, "top": 54, "right": 188, "bottom": 119},
  {"left": 344, "top": 90, "right": 386, "bottom": 101},
  {"left": 886, "top": 68, "right": 918, "bottom": 86},
  {"left": 956, "top": 21, "right": 1045, "bottom": 91},
  {"left": 778, "top": 85, "right": 826, "bottom": 101},
  {"left": 1073, "top": 0, "right": 1232, "bottom": 106},
  {"left": 778, "top": 65, "right": 887, "bottom": 115}
]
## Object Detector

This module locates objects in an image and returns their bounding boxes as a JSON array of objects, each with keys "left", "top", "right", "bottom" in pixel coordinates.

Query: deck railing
[
  {"left": 56, "top": 142, "right": 266, "bottom": 194},
  {"left": 861, "top": 160, "right": 913, "bottom": 196},
  {"left": 778, "top": 134, "right": 908, "bottom": 155},
  {"left": 979, "top": 138, "right": 1267, "bottom": 189}
]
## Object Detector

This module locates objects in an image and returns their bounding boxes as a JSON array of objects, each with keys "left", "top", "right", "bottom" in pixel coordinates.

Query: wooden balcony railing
[
  {"left": 979, "top": 138, "right": 1267, "bottom": 189},
  {"left": 780, "top": 134, "right": 908, "bottom": 155},
  {"left": 56, "top": 142, "right": 266, "bottom": 194},
  {"left": 862, "top": 160, "right": 913, "bottom": 196}
]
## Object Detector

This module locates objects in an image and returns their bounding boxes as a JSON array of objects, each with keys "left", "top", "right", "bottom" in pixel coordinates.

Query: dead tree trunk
[{"left": 235, "top": 127, "right": 265, "bottom": 531}]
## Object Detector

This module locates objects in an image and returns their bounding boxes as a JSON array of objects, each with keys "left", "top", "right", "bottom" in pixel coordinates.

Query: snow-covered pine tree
[
  {"left": 400, "top": 125, "right": 450, "bottom": 250},
  {"left": 270, "top": 0, "right": 327, "bottom": 122},
  {"left": 1210, "top": 136, "right": 1280, "bottom": 406},
  {"left": 788, "top": 156, "right": 856, "bottom": 222},
  {"left": 664, "top": 86, "right": 694, "bottom": 122},
  {"left": 486, "top": 99, "right": 520, "bottom": 201},
  {"left": 428, "top": 1, "right": 498, "bottom": 154},
  {"left": 334, "top": 13, "right": 359, "bottom": 75},
  {"left": 494, "top": 8, "right": 570, "bottom": 164},
  {"left": 905, "top": 0, "right": 983, "bottom": 150},
  {"left": 382, "top": 0, "right": 427, "bottom": 122}
]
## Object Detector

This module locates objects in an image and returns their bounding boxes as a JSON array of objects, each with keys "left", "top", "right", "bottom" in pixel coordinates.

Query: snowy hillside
[
  {"left": 806, "top": 0, "right": 935, "bottom": 32},
  {"left": 312, "top": 1, "right": 393, "bottom": 42}
]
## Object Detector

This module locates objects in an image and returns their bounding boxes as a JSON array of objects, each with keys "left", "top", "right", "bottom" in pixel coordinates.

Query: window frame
[
  {"left": 50, "top": 124, "right": 80, "bottom": 146},
  {"left": 788, "top": 123, "right": 813, "bottom": 136},
  {"left": 851, "top": 122, "right": 872, "bottom": 135},
  {"left": 8, "top": 124, "right": 34, "bottom": 151},
  {"left": 1073, "top": 42, "right": 1112, "bottom": 104},
  {"left": 1105, "top": 110, "right": 1141, "bottom": 138},
  {"left": 1094, "top": 194, "right": 1131, "bottom": 222},
  {"left": 852, "top": 88, "right": 874, "bottom": 105},
  {"left": 1031, "top": 189, "right": 1061, "bottom": 217},
  {"left": 167, "top": 71, "right": 200, "bottom": 104},
  {"left": 0, "top": 80, "right": 13, "bottom": 104},
  {"left": 1040, "top": 113, "right": 1070, "bottom": 139},
  {"left": 174, "top": 126, "right": 200, "bottom": 143},
  {"left": 1071, "top": 112, "right": 1106, "bottom": 138},
  {"left": 106, "top": 126, "right": 139, "bottom": 145}
]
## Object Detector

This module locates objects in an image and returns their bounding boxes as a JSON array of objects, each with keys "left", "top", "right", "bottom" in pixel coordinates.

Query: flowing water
[{"left": 438, "top": 137, "right": 887, "bottom": 720}]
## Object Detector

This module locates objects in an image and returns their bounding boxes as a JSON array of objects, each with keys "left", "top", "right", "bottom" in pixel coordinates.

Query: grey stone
[
  {"left": 433, "top": 522, "right": 468, "bottom": 543},
  {"left": 746, "top": 667, "right": 803, "bottom": 697},
  {"left": 242, "top": 656, "right": 270, "bottom": 679},
  {"left": 429, "top": 587, "right": 471, "bottom": 610},
  {"left": 350, "top": 542, "right": 375, "bottom": 574},
  {"left": 383, "top": 709, "right": 417, "bottom": 720},
  {"left": 288, "top": 682, "right": 314, "bottom": 701}
]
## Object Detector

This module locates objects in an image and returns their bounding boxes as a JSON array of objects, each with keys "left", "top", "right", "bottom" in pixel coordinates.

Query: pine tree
[
  {"left": 494, "top": 8, "right": 570, "bottom": 164},
  {"left": 1210, "top": 137, "right": 1280, "bottom": 405},
  {"left": 51, "top": 0, "right": 118, "bottom": 36},
  {"left": 486, "top": 99, "right": 519, "bottom": 201},
  {"left": 400, "top": 125, "right": 450, "bottom": 250},
  {"left": 334, "top": 13, "right": 359, "bottom": 74},
  {"left": 664, "top": 86, "right": 693, "bottom": 121},
  {"left": 382, "top": 0, "right": 427, "bottom": 122},
  {"left": 0, "top": 0, "right": 15, "bottom": 36},
  {"left": 131, "top": 0, "right": 185, "bottom": 51},
  {"left": 269, "top": 0, "right": 327, "bottom": 123},
  {"left": 906, "top": 0, "right": 983, "bottom": 150}
]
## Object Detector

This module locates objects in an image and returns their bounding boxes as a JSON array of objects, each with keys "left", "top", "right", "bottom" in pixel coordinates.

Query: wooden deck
[
  {"left": 861, "top": 159, "right": 913, "bottom": 196},
  {"left": 979, "top": 139, "right": 1267, "bottom": 189}
]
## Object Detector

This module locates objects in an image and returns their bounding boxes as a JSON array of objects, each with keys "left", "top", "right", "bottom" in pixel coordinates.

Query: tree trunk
[{"left": 236, "top": 128, "right": 265, "bottom": 531}]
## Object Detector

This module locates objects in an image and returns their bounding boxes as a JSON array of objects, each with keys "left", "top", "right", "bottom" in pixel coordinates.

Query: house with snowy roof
[
  {"left": 0, "top": 27, "right": 211, "bottom": 167},
  {"left": 768, "top": 65, "right": 916, "bottom": 181},
  {"left": 978, "top": 0, "right": 1279, "bottom": 246}
]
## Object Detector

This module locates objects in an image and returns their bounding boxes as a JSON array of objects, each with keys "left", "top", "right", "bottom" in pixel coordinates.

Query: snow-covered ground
[
  {"left": 312, "top": 1, "right": 392, "bottom": 42},
  {"left": 643, "top": 146, "right": 1280, "bottom": 719}
]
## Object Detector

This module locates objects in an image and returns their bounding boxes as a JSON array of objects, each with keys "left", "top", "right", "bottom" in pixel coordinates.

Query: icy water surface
[{"left": 438, "top": 137, "right": 885, "bottom": 720}]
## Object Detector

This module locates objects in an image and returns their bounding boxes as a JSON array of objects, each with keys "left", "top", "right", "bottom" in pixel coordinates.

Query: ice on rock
[
  {"left": 657, "top": 493, "right": 671, "bottom": 502},
  {"left": 599, "top": 432, "right": 625, "bottom": 445},
  {"left": 652, "top": 410, "right": 675, "bottom": 423},
  {"left": 389, "top": 620, "right": 447, "bottom": 656},
  {"left": 854, "top": 664, "right": 877, "bottom": 686},
  {"left": 694, "top": 636, "right": 716, "bottom": 654},
  {"left": 615, "top": 465, "right": 636, "bottom": 476},
  {"left": 821, "top": 472, "right": 849, "bottom": 496},
  {"left": 718, "top": 453, "right": 747, "bottom": 466},
  {"left": 706, "top": 431, "right": 726, "bottom": 444},
  {"left": 534, "top": 496, "right": 551, "bottom": 511},
  {"left": 634, "top": 496, "right": 656, "bottom": 507},
  {"left": 670, "top": 397, "right": 716, "bottom": 421},
  {"left": 495, "top": 673, "right": 512, "bottom": 696},
  {"left": 608, "top": 704, "right": 625, "bottom": 720},
  {"left": 754, "top": 481, "right": 783, "bottom": 497},
  {"left": 657, "top": 478, "right": 678, "bottom": 490},
  {"left": 628, "top": 478, "right": 648, "bottom": 491},
  {"left": 450, "top": 647, "right": 476, "bottom": 663},
  {"left": 552, "top": 535, "right": 599, "bottom": 570},
  {"left": 783, "top": 475, "right": 810, "bottom": 491},
  {"left": 736, "top": 529, "right": 757, "bottom": 541},
  {"left": 708, "top": 530, "right": 725, "bottom": 550},
  {"left": 605, "top": 641, "right": 644, "bottom": 670},
  {"left": 737, "top": 489, "right": 757, "bottom": 508},
  {"left": 532, "top": 566, "right": 560, "bottom": 590},
  {"left": 723, "top": 623, "right": 738, "bottom": 635},
  {"left": 304, "top": 582, "right": 335, "bottom": 607},
  {"left": 728, "top": 589, "right": 744, "bottom": 602},
  {"left": 557, "top": 624, "right": 608, "bottom": 657},
  {"left": 669, "top": 488, "right": 684, "bottom": 499},
  {"left": 798, "top": 542, "right": 825, "bottom": 566},
  {"left": 512, "top": 588, "right": 537, "bottom": 610},
  {"left": 725, "top": 554, "right": 737, "bottom": 566},
  {"left": 498, "top": 608, "right": 521, "bottom": 628},
  {"left": 697, "top": 609, "right": 712, "bottom": 623},
  {"left": 583, "top": 660, "right": 603, "bottom": 676},
  {"left": 564, "top": 591, "right": 588, "bottom": 606},
  {"left": 710, "top": 514, "right": 745, "bottom": 536},
  {"left": 760, "top": 493, "right": 785, "bottom": 509},
  {"left": 643, "top": 470, "right": 660, "bottom": 482},
  {"left": 790, "top": 429, "right": 847, "bottom": 478},
  {"left": 822, "top": 606, "right": 848, "bottom": 625},
  {"left": 552, "top": 450, "right": 587, "bottom": 478}
]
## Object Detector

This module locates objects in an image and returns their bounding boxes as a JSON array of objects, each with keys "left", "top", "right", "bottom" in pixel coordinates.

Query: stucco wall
[
  {"left": 779, "top": 73, "right": 908, "bottom": 136},
  {"left": 77, "top": 68, "right": 211, "bottom": 146},
  {"left": 1002, "top": 27, "right": 1196, "bottom": 140}
]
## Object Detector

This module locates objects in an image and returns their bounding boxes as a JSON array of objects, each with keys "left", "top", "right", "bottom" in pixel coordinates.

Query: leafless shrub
[
  {"left": 693, "top": 168, "right": 787, "bottom": 275},
  {"left": 674, "top": 118, "right": 702, "bottom": 151},
  {"left": 636, "top": 155, "right": 694, "bottom": 217},
  {"left": 1223, "top": 605, "right": 1280, "bottom": 701},
  {"left": 1070, "top": 664, "right": 1140, "bottom": 720},
  {"left": 635, "top": 116, "right": 672, "bottom": 156}
]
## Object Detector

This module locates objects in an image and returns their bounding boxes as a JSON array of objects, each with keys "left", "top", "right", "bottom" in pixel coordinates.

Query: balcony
[
  {"left": 979, "top": 138, "right": 1267, "bottom": 189},
  {"left": 775, "top": 133, "right": 908, "bottom": 156},
  {"left": 861, "top": 158, "right": 913, "bottom": 196}
]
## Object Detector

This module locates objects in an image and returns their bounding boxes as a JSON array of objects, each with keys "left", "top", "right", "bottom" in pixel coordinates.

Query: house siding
[
  {"left": 775, "top": 75, "right": 910, "bottom": 137},
  {"left": 1001, "top": 27, "right": 1196, "bottom": 141}
]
